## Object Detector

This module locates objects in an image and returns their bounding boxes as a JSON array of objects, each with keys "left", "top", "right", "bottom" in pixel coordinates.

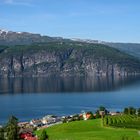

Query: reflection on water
[
  {"left": 0, "top": 76, "right": 140, "bottom": 94},
  {"left": 0, "top": 76, "right": 140, "bottom": 124}
]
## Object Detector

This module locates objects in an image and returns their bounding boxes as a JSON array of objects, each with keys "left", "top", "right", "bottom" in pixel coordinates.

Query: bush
[{"left": 39, "top": 130, "right": 48, "bottom": 140}]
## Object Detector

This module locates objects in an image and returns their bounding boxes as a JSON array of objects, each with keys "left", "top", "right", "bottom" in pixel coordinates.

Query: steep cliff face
[{"left": 0, "top": 42, "right": 140, "bottom": 77}]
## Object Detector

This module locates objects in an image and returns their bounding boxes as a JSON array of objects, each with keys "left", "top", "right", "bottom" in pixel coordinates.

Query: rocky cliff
[{"left": 0, "top": 41, "right": 140, "bottom": 77}]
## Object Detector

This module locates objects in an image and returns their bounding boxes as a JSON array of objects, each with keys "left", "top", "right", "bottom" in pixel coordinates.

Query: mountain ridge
[
  {"left": 0, "top": 29, "right": 140, "bottom": 77},
  {"left": 0, "top": 29, "right": 140, "bottom": 59}
]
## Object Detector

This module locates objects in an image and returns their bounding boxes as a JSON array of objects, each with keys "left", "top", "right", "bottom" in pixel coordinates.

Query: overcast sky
[{"left": 0, "top": 0, "right": 140, "bottom": 43}]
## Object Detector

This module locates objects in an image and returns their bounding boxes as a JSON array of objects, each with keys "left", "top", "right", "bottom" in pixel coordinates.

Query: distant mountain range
[
  {"left": 0, "top": 29, "right": 65, "bottom": 45},
  {"left": 0, "top": 29, "right": 140, "bottom": 77},
  {"left": 71, "top": 38, "right": 140, "bottom": 59},
  {"left": 0, "top": 29, "right": 140, "bottom": 59}
]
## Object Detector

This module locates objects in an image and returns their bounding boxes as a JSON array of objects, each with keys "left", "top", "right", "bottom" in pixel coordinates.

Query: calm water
[{"left": 0, "top": 76, "right": 140, "bottom": 124}]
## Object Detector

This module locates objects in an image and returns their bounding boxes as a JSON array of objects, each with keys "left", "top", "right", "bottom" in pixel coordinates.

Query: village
[{"left": 18, "top": 108, "right": 121, "bottom": 140}]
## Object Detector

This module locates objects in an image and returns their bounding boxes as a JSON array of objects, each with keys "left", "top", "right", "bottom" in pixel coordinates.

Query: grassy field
[{"left": 36, "top": 119, "right": 140, "bottom": 140}]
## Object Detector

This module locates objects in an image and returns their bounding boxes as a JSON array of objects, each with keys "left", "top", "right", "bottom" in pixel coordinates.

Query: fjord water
[{"left": 0, "top": 76, "right": 140, "bottom": 124}]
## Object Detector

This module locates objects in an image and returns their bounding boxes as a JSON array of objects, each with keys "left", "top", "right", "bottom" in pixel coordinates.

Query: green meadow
[{"left": 36, "top": 119, "right": 140, "bottom": 140}]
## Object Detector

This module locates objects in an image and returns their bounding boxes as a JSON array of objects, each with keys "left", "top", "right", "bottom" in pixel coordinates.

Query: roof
[
  {"left": 86, "top": 114, "right": 91, "bottom": 119},
  {"left": 30, "top": 119, "right": 42, "bottom": 124},
  {"left": 19, "top": 128, "right": 34, "bottom": 134},
  {"left": 43, "top": 115, "right": 57, "bottom": 119},
  {"left": 18, "top": 122, "right": 29, "bottom": 126},
  {"left": 25, "top": 136, "right": 38, "bottom": 140}
]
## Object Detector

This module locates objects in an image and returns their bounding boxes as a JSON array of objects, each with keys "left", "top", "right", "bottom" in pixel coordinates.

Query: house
[
  {"left": 20, "top": 132, "right": 32, "bottom": 139},
  {"left": 30, "top": 119, "right": 43, "bottom": 127},
  {"left": 66, "top": 116, "right": 73, "bottom": 122},
  {"left": 18, "top": 122, "right": 30, "bottom": 128},
  {"left": 79, "top": 114, "right": 83, "bottom": 119},
  {"left": 26, "top": 137, "right": 38, "bottom": 140},
  {"left": 19, "top": 128, "right": 38, "bottom": 140},
  {"left": 82, "top": 111, "right": 92, "bottom": 120},
  {"left": 99, "top": 111, "right": 105, "bottom": 116},
  {"left": 42, "top": 115, "right": 61, "bottom": 125},
  {"left": 61, "top": 115, "right": 74, "bottom": 123},
  {"left": 20, "top": 133, "right": 38, "bottom": 140},
  {"left": 109, "top": 112, "right": 121, "bottom": 116}
]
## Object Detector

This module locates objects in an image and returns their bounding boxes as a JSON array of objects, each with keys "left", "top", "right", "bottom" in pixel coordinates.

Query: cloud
[
  {"left": 3, "top": 0, "right": 34, "bottom": 7},
  {"left": 4, "top": 0, "right": 13, "bottom": 4}
]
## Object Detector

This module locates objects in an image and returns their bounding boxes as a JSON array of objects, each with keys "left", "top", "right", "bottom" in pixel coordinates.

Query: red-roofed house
[{"left": 82, "top": 111, "right": 92, "bottom": 120}]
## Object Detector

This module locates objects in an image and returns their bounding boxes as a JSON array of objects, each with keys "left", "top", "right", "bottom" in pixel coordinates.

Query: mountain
[
  {"left": 105, "top": 42, "right": 140, "bottom": 59},
  {"left": 0, "top": 29, "right": 140, "bottom": 59},
  {"left": 0, "top": 29, "right": 140, "bottom": 77},
  {"left": 0, "top": 42, "right": 140, "bottom": 77},
  {"left": 71, "top": 38, "right": 140, "bottom": 59},
  {"left": 0, "top": 29, "right": 65, "bottom": 46}
]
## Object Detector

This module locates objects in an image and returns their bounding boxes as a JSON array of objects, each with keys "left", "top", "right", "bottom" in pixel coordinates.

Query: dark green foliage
[
  {"left": 121, "top": 136, "right": 135, "bottom": 140},
  {"left": 95, "top": 110, "right": 101, "bottom": 118},
  {"left": 0, "top": 128, "right": 4, "bottom": 140},
  {"left": 6, "top": 116, "right": 19, "bottom": 140},
  {"left": 62, "top": 118, "right": 67, "bottom": 123},
  {"left": 39, "top": 129, "right": 48, "bottom": 140},
  {"left": 99, "top": 106, "right": 108, "bottom": 115},
  {"left": 124, "top": 108, "right": 129, "bottom": 114},
  {"left": 99, "top": 106, "right": 106, "bottom": 111},
  {"left": 124, "top": 107, "right": 136, "bottom": 115},
  {"left": 72, "top": 114, "right": 81, "bottom": 121},
  {"left": 137, "top": 108, "right": 140, "bottom": 116},
  {"left": 128, "top": 107, "right": 136, "bottom": 115}
]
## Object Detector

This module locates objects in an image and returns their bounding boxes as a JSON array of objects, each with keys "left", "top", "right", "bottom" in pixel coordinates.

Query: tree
[
  {"left": 6, "top": 116, "right": 19, "bottom": 140},
  {"left": 96, "top": 110, "right": 101, "bottom": 118},
  {"left": 0, "top": 128, "right": 4, "bottom": 140},
  {"left": 99, "top": 106, "right": 108, "bottom": 115},
  {"left": 99, "top": 106, "right": 106, "bottom": 111},
  {"left": 124, "top": 107, "right": 136, "bottom": 115},
  {"left": 128, "top": 107, "right": 136, "bottom": 115},
  {"left": 137, "top": 108, "right": 140, "bottom": 116},
  {"left": 124, "top": 108, "right": 129, "bottom": 114},
  {"left": 39, "top": 129, "right": 48, "bottom": 140}
]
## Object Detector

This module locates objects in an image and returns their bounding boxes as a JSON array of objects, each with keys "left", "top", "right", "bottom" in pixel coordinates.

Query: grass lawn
[{"left": 36, "top": 119, "right": 140, "bottom": 140}]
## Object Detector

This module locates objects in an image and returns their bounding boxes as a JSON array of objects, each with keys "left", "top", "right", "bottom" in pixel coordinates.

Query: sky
[{"left": 0, "top": 0, "right": 140, "bottom": 43}]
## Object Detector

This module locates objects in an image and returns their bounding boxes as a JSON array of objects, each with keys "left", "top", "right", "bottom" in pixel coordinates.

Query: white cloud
[
  {"left": 2, "top": 0, "right": 34, "bottom": 7},
  {"left": 4, "top": 0, "right": 13, "bottom": 4}
]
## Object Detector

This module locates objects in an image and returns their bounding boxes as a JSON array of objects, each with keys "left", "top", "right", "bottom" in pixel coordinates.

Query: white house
[
  {"left": 41, "top": 115, "right": 61, "bottom": 125},
  {"left": 30, "top": 119, "right": 43, "bottom": 127}
]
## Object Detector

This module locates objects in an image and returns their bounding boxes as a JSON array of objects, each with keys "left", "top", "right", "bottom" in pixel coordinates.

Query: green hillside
[{"left": 36, "top": 119, "right": 140, "bottom": 140}]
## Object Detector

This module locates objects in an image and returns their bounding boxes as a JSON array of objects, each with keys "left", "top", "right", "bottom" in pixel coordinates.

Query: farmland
[{"left": 36, "top": 119, "right": 140, "bottom": 140}]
